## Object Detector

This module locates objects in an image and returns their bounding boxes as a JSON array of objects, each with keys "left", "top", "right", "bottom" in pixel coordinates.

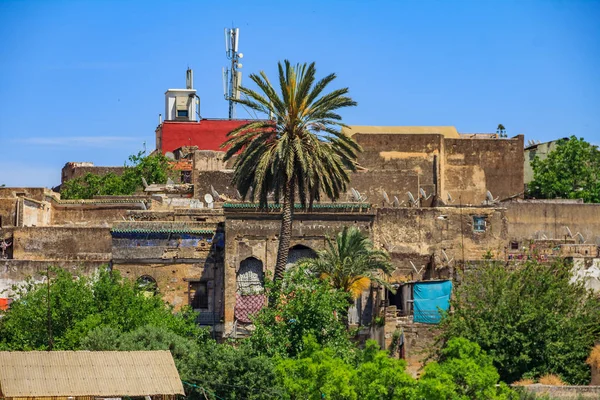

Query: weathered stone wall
[
  {"left": 0, "top": 199, "right": 17, "bottom": 228},
  {"left": 22, "top": 199, "right": 52, "bottom": 227},
  {"left": 223, "top": 210, "right": 375, "bottom": 333},
  {"left": 353, "top": 133, "right": 441, "bottom": 206},
  {"left": 349, "top": 170, "right": 419, "bottom": 207},
  {"left": 113, "top": 262, "right": 223, "bottom": 317},
  {"left": 373, "top": 206, "right": 507, "bottom": 280},
  {"left": 0, "top": 259, "right": 105, "bottom": 297},
  {"left": 443, "top": 135, "right": 524, "bottom": 205},
  {"left": 51, "top": 203, "right": 145, "bottom": 226},
  {"left": 61, "top": 163, "right": 126, "bottom": 184},
  {"left": 192, "top": 150, "right": 227, "bottom": 171},
  {"left": 193, "top": 171, "right": 236, "bottom": 200},
  {"left": 515, "top": 385, "right": 600, "bottom": 399},
  {"left": 505, "top": 201, "right": 600, "bottom": 244},
  {"left": 12, "top": 227, "right": 112, "bottom": 261}
]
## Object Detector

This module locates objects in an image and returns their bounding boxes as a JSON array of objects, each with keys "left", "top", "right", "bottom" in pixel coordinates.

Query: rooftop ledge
[{"left": 222, "top": 202, "right": 372, "bottom": 212}]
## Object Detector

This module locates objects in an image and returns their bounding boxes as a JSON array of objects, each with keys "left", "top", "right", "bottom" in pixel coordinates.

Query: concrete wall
[{"left": 12, "top": 227, "right": 112, "bottom": 261}]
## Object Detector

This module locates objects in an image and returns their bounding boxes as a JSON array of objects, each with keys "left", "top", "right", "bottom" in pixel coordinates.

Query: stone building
[{"left": 2, "top": 72, "right": 599, "bottom": 372}]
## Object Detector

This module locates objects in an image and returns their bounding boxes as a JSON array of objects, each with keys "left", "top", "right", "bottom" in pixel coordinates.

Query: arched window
[
  {"left": 237, "top": 257, "right": 264, "bottom": 295},
  {"left": 286, "top": 245, "right": 317, "bottom": 270},
  {"left": 136, "top": 275, "right": 157, "bottom": 296}
]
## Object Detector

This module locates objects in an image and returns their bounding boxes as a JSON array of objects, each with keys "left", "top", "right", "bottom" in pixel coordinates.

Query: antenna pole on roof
[{"left": 224, "top": 26, "right": 243, "bottom": 119}]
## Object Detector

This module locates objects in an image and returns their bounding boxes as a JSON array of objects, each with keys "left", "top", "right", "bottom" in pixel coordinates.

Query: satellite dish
[
  {"left": 210, "top": 185, "right": 221, "bottom": 201},
  {"left": 565, "top": 226, "right": 573, "bottom": 238},
  {"left": 407, "top": 191, "right": 418, "bottom": 207},
  {"left": 447, "top": 192, "right": 454, "bottom": 203},
  {"left": 204, "top": 193, "right": 214, "bottom": 204},
  {"left": 165, "top": 152, "right": 175, "bottom": 160},
  {"left": 141, "top": 177, "right": 149, "bottom": 188},
  {"left": 486, "top": 190, "right": 499, "bottom": 202},
  {"left": 166, "top": 178, "right": 175, "bottom": 185},
  {"left": 419, "top": 188, "right": 432, "bottom": 200},
  {"left": 393, "top": 196, "right": 400, "bottom": 207},
  {"left": 576, "top": 232, "right": 585, "bottom": 243},
  {"left": 382, "top": 191, "right": 390, "bottom": 204}
]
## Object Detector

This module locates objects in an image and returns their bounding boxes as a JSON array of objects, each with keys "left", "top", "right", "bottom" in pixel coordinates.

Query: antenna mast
[{"left": 223, "top": 27, "right": 243, "bottom": 119}]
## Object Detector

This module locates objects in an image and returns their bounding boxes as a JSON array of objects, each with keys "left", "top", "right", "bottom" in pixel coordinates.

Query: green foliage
[
  {"left": 297, "top": 226, "right": 394, "bottom": 298},
  {"left": 186, "top": 340, "right": 285, "bottom": 400},
  {"left": 81, "top": 325, "right": 202, "bottom": 382},
  {"left": 247, "top": 267, "right": 353, "bottom": 358},
  {"left": 440, "top": 259, "right": 600, "bottom": 384},
  {"left": 528, "top": 136, "right": 600, "bottom": 203},
  {"left": 419, "top": 338, "right": 514, "bottom": 400},
  {"left": 0, "top": 266, "right": 203, "bottom": 350},
  {"left": 60, "top": 151, "right": 172, "bottom": 199}
]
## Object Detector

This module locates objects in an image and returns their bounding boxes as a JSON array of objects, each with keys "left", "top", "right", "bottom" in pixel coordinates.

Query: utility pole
[{"left": 46, "top": 265, "right": 53, "bottom": 351}]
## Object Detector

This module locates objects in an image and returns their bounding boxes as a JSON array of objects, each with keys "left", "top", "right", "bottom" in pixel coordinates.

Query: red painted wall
[{"left": 159, "top": 119, "right": 255, "bottom": 153}]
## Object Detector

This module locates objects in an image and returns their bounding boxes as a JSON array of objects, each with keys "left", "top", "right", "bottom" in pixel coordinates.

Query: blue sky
[{"left": 1, "top": 0, "right": 599, "bottom": 187}]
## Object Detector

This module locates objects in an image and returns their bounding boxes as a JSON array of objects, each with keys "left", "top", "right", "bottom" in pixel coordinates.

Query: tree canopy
[
  {"left": 298, "top": 226, "right": 394, "bottom": 299},
  {"left": 223, "top": 60, "right": 361, "bottom": 280},
  {"left": 0, "top": 267, "right": 203, "bottom": 350},
  {"left": 60, "top": 151, "right": 172, "bottom": 199},
  {"left": 440, "top": 259, "right": 600, "bottom": 384},
  {"left": 528, "top": 136, "right": 600, "bottom": 203}
]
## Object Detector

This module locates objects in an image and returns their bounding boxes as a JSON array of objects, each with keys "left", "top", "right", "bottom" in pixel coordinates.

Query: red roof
[{"left": 158, "top": 119, "right": 256, "bottom": 153}]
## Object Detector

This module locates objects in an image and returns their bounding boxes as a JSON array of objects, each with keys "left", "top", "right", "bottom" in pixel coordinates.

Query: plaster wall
[
  {"left": 12, "top": 227, "right": 112, "bottom": 261},
  {"left": 0, "top": 260, "right": 104, "bottom": 297}
]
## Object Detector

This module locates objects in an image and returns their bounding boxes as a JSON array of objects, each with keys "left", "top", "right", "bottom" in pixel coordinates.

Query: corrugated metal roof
[{"left": 0, "top": 350, "right": 184, "bottom": 397}]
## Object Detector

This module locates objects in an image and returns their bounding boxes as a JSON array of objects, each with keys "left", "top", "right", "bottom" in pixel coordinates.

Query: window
[
  {"left": 473, "top": 216, "right": 486, "bottom": 233},
  {"left": 176, "top": 110, "right": 189, "bottom": 118},
  {"left": 181, "top": 170, "right": 192, "bottom": 184},
  {"left": 510, "top": 241, "right": 519, "bottom": 250},
  {"left": 189, "top": 281, "right": 208, "bottom": 309}
]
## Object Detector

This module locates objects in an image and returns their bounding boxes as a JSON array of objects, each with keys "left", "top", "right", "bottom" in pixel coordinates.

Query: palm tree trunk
[{"left": 274, "top": 179, "right": 294, "bottom": 282}]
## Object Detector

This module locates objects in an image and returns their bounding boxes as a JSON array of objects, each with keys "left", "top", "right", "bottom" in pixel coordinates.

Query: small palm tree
[
  {"left": 298, "top": 227, "right": 394, "bottom": 299},
  {"left": 223, "top": 61, "right": 360, "bottom": 281}
]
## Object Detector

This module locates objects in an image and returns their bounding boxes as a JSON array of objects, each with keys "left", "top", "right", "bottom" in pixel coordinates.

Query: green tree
[
  {"left": 223, "top": 60, "right": 361, "bottom": 281},
  {"left": 0, "top": 267, "right": 203, "bottom": 350},
  {"left": 247, "top": 267, "right": 352, "bottom": 358},
  {"left": 528, "top": 136, "right": 600, "bottom": 202},
  {"left": 418, "top": 337, "right": 514, "bottom": 400},
  {"left": 439, "top": 259, "right": 600, "bottom": 384},
  {"left": 297, "top": 226, "right": 394, "bottom": 301},
  {"left": 60, "top": 152, "right": 172, "bottom": 199}
]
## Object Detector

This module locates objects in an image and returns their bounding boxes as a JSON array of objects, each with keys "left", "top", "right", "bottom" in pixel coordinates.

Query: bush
[
  {"left": 440, "top": 259, "right": 600, "bottom": 384},
  {"left": 247, "top": 267, "right": 353, "bottom": 359}
]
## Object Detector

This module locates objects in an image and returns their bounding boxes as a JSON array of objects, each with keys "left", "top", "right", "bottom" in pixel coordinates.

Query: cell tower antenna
[{"left": 224, "top": 27, "right": 243, "bottom": 119}]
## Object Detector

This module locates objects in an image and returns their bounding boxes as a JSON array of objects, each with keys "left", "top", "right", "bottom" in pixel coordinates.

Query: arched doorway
[
  {"left": 235, "top": 257, "right": 266, "bottom": 324},
  {"left": 286, "top": 245, "right": 317, "bottom": 270}
]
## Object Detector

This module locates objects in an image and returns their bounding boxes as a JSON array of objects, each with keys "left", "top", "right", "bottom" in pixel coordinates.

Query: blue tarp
[{"left": 413, "top": 280, "right": 452, "bottom": 324}]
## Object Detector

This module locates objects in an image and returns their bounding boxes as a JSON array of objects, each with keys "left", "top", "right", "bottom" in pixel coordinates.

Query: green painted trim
[
  {"left": 222, "top": 202, "right": 371, "bottom": 210},
  {"left": 111, "top": 228, "right": 215, "bottom": 234}
]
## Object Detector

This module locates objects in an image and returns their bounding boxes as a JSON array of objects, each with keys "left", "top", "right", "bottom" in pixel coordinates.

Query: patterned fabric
[{"left": 235, "top": 293, "right": 266, "bottom": 323}]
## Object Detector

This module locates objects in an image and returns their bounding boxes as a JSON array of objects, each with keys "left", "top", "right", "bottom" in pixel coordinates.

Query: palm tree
[
  {"left": 298, "top": 226, "right": 394, "bottom": 299},
  {"left": 223, "top": 60, "right": 360, "bottom": 281}
]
